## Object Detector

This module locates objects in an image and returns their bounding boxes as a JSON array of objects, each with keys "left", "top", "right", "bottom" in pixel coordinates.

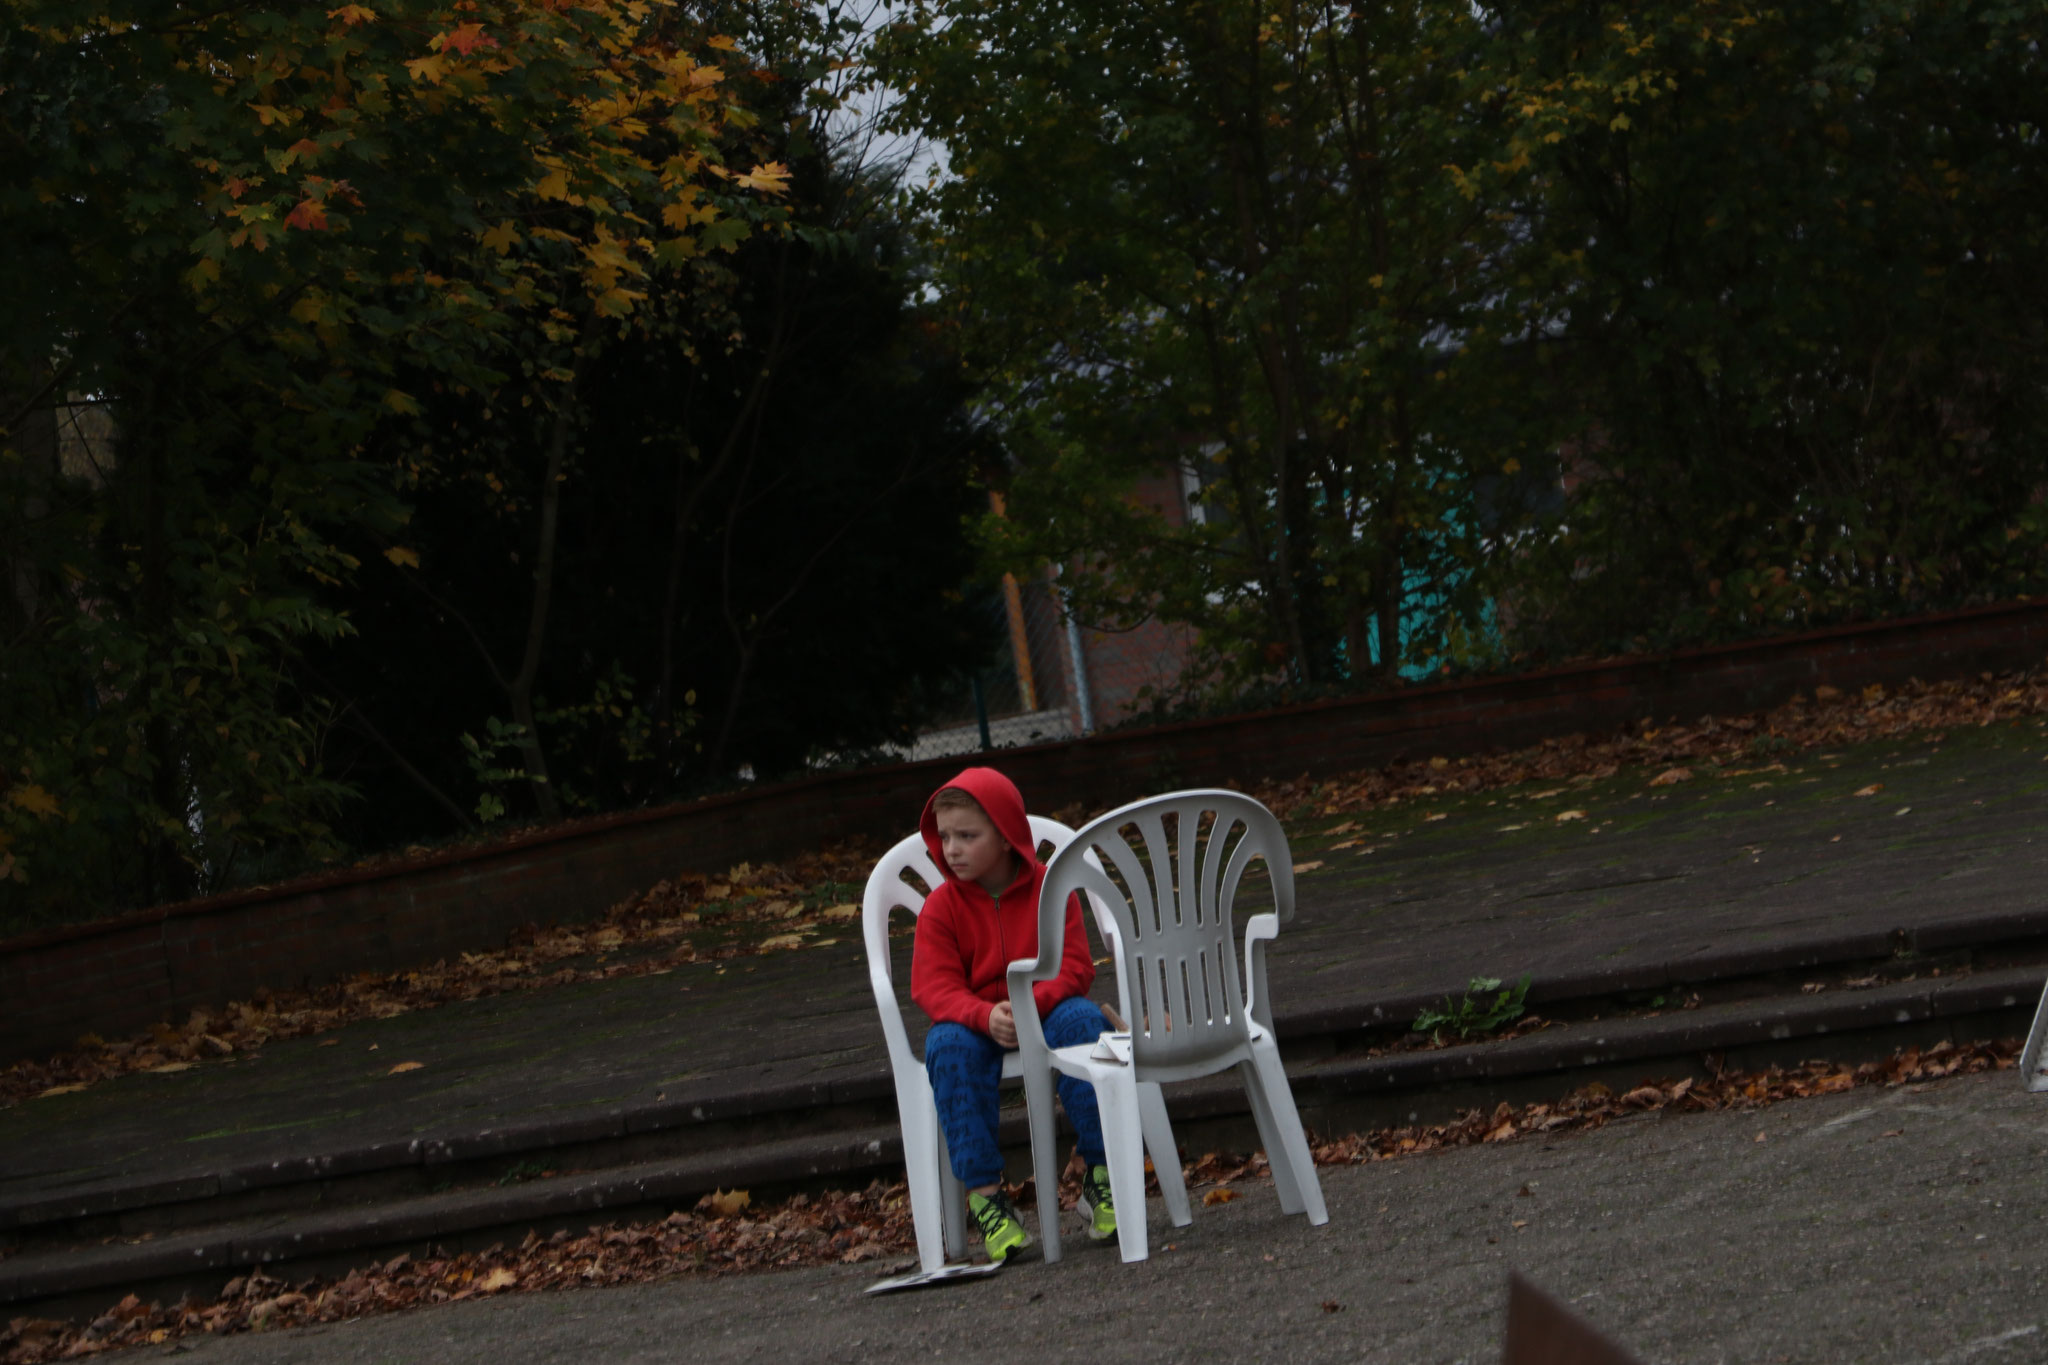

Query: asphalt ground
[{"left": 114, "top": 1065, "right": 2048, "bottom": 1365}]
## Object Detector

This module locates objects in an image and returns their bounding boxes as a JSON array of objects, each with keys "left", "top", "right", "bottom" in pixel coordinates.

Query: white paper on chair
[
  {"left": 863, "top": 1261, "right": 1005, "bottom": 1295},
  {"left": 1090, "top": 1031, "right": 1132, "bottom": 1065}
]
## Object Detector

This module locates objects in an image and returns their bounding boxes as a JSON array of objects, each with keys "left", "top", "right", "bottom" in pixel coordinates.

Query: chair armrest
[
  {"left": 1006, "top": 958, "right": 1051, "bottom": 1059},
  {"left": 1242, "top": 912, "right": 1279, "bottom": 1034}
]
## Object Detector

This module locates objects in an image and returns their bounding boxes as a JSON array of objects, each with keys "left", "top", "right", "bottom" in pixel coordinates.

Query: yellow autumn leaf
[
  {"left": 819, "top": 903, "right": 861, "bottom": 921},
  {"left": 383, "top": 388, "right": 421, "bottom": 415},
  {"left": 1202, "top": 1188, "right": 1239, "bottom": 1206},
  {"left": 405, "top": 54, "right": 447, "bottom": 84},
  {"left": 731, "top": 161, "right": 791, "bottom": 195},
  {"left": 534, "top": 167, "right": 571, "bottom": 201},
  {"left": 479, "top": 220, "right": 519, "bottom": 255},
  {"left": 7, "top": 784, "right": 61, "bottom": 818},
  {"left": 384, "top": 546, "right": 420, "bottom": 569},
  {"left": 704, "top": 1187, "right": 750, "bottom": 1216},
  {"left": 327, "top": 3, "right": 376, "bottom": 24},
  {"left": 759, "top": 933, "right": 804, "bottom": 950}
]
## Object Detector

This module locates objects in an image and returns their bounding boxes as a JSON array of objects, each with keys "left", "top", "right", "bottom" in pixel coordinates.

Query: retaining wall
[{"left": 6, "top": 599, "right": 2047, "bottom": 1063}]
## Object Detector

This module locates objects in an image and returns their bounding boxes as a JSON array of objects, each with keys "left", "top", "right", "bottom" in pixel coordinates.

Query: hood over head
[{"left": 920, "top": 767, "right": 1037, "bottom": 888}]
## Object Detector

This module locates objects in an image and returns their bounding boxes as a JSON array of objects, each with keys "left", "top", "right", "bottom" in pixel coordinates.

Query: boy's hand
[{"left": 988, "top": 1001, "right": 1018, "bottom": 1048}]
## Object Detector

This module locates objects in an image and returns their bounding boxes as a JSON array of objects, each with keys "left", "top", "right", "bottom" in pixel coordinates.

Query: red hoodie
[{"left": 909, "top": 767, "right": 1096, "bottom": 1033}]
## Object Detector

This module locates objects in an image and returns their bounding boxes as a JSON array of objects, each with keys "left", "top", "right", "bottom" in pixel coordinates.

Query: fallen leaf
[
  {"left": 480, "top": 1267, "right": 517, "bottom": 1292},
  {"left": 1754, "top": 1132, "right": 1767, "bottom": 1143},
  {"left": 36, "top": 1083, "right": 87, "bottom": 1098},
  {"left": 1511, "top": 1219, "right": 1528, "bottom": 1229},
  {"left": 1880, "top": 1129, "right": 1903, "bottom": 1138},
  {"left": 1555, "top": 809, "right": 1587, "bottom": 822},
  {"left": 1648, "top": 767, "right": 1693, "bottom": 786},
  {"left": 809, "top": 939, "right": 839, "bottom": 948},
  {"left": 703, "top": 1187, "right": 751, "bottom": 1216},
  {"left": 148, "top": 1062, "right": 192, "bottom": 1074},
  {"left": 1320, "top": 1300, "right": 1344, "bottom": 1313},
  {"left": 1497, "top": 823, "right": 1528, "bottom": 832},
  {"left": 316, "top": 1038, "right": 340, "bottom": 1047},
  {"left": 1291, "top": 860, "right": 1325, "bottom": 874},
  {"left": 1894, "top": 806, "right": 1912, "bottom": 816},
  {"left": 1422, "top": 812, "right": 1447, "bottom": 822},
  {"left": 819, "top": 904, "right": 861, "bottom": 921},
  {"left": 1854, "top": 783, "right": 1884, "bottom": 796},
  {"left": 1202, "top": 1188, "right": 1239, "bottom": 1206},
  {"left": 387, "top": 1061, "right": 424, "bottom": 1074},
  {"left": 758, "top": 933, "right": 803, "bottom": 950}
]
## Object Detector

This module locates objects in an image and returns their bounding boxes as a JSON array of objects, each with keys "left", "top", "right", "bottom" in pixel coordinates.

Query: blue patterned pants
[{"left": 924, "top": 996, "right": 1111, "bottom": 1189}]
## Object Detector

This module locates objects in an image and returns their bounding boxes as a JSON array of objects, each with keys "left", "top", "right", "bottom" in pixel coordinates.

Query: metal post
[
  {"left": 971, "top": 673, "right": 993, "bottom": 751},
  {"left": 1063, "top": 612, "right": 1095, "bottom": 736}
]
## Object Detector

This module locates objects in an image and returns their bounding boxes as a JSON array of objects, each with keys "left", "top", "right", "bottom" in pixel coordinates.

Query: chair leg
[
  {"left": 1137, "top": 1081, "right": 1190, "bottom": 1228},
  {"left": 1245, "top": 1042, "right": 1329, "bottom": 1226},
  {"left": 1022, "top": 1064, "right": 1065, "bottom": 1264},
  {"left": 1094, "top": 1071, "right": 1150, "bottom": 1263},
  {"left": 1237, "top": 1058, "right": 1305, "bottom": 1215},
  {"left": 903, "top": 1108, "right": 950, "bottom": 1273},
  {"left": 936, "top": 1125, "right": 968, "bottom": 1264}
]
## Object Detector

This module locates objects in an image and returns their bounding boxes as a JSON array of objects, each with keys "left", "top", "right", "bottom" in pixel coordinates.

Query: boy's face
[{"left": 935, "top": 804, "right": 1014, "bottom": 892}]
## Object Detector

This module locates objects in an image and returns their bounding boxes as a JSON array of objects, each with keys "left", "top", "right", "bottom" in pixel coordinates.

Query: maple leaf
[
  {"left": 405, "top": 54, "right": 447, "bottom": 84},
  {"left": 284, "top": 199, "right": 329, "bottom": 231},
  {"left": 327, "top": 3, "right": 376, "bottom": 24},
  {"left": 731, "top": 161, "right": 790, "bottom": 195},
  {"left": 6, "top": 784, "right": 61, "bottom": 818},
  {"left": 383, "top": 547, "right": 420, "bottom": 569},
  {"left": 479, "top": 221, "right": 520, "bottom": 254},
  {"left": 436, "top": 23, "right": 498, "bottom": 56}
]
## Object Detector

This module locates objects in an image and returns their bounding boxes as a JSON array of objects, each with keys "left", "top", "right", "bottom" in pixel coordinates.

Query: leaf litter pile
[
  {"left": 0, "top": 1037, "right": 2016, "bottom": 1363},
  {"left": 2, "top": 848, "right": 877, "bottom": 1107},
  {"left": 10, "top": 665, "right": 2048, "bottom": 1111},
  {"left": 1251, "top": 667, "right": 2048, "bottom": 820}
]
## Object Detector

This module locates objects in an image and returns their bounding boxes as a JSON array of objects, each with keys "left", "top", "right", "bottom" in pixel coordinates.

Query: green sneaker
[
  {"left": 1079, "top": 1165, "right": 1117, "bottom": 1241},
  {"left": 968, "top": 1189, "right": 1031, "bottom": 1263}
]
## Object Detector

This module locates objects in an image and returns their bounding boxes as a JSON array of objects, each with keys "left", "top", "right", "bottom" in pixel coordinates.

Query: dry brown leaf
[
  {"left": 1854, "top": 783, "right": 1884, "bottom": 797},
  {"left": 35, "top": 1083, "right": 86, "bottom": 1098},
  {"left": 1555, "top": 809, "right": 1587, "bottom": 823},
  {"left": 1648, "top": 767, "right": 1693, "bottom": 786},
  {"left": 480, "top": 1268, "right": 518, "bottom": 1292},
  {"left": 819, "top": 904, "right": 861, "bottom": 921},
  {"left": 1291, "top": 860, "right": 1325, "bottom": 873},
  {"left": 1201, "top": 1188, "right": 1240, "bottom": 1206},
  {"left": 758, "top": 933, "right": 803, "bottom": 950},
  {"left": 387, "top": 1061, "right": 424, "bottom": 1075}
]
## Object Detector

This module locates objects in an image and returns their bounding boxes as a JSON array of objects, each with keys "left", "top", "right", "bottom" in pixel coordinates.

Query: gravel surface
[{"left": 125, "top": 1066, "right": 2048, "bottom": 1364}]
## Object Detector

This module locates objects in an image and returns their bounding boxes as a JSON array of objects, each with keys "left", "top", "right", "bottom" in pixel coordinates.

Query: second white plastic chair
[
  {"left": 863, "top": 819, "right": 1189, "bottom": 1271},
  {"left": 1007, "top": 789, "right": 1330, "bottom": 1263}
]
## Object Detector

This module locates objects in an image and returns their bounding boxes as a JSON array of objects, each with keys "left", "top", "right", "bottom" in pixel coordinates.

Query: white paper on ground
[{"left": 864, "top": 1261, "right": 1005, "bottom": 1295}]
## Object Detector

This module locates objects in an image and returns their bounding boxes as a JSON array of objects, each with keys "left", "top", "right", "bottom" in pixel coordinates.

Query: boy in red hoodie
[{"left": 911, "top": 767, "right": 1117, "bottom": 1262}]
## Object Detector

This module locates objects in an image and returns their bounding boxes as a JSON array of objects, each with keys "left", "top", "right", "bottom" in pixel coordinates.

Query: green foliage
[
  {"left": 880, "top": 0, "right": 1564, "bottom": 697},
  {"left": 0, "top": 0, "right": 789, "bottom": 923},
  {"left": 1414, "top": 975, "right": 1531, "bottom": 1044},
  {"left": 881, "top": 0, "right": 2048, "bottom": 695},
  {"left": 1496, "top": 0, "right": 2048, "bottom": 656}
]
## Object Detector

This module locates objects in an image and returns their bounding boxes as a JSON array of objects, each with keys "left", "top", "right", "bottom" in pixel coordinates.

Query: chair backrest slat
[{"left": 1038, "top": 791, "right": 1293, "bottom": 1073}]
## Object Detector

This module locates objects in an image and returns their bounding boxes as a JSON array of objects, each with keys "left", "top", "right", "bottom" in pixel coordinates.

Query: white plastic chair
[
  {"left": 2020, "top": 978, "right": 2048, "bottom": 1091},
  {"left": 1009, "top": 789, "right": 1329, "bottom": 1263},
  {"left": 862, "top": 818, "right": 1189, "bottom": 1272}
]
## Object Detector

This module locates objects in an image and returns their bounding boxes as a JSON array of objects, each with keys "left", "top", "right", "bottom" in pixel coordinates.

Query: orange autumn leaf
[
  {"left": 284, "top": 199, "right": 330, "bottom": 231},
  {"left": 437, "top": 23, "right": 498, "bottom": 56}
]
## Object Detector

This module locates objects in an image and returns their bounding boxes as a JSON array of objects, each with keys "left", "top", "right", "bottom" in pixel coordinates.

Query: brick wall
[{"left": 6, "top": 598, "right": 2047, "bottom": 1063}]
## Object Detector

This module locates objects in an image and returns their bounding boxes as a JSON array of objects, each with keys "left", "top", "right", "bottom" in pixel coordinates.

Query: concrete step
[{"left": 5, "top": 963, "right": 2039, "bottom": 1319}]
